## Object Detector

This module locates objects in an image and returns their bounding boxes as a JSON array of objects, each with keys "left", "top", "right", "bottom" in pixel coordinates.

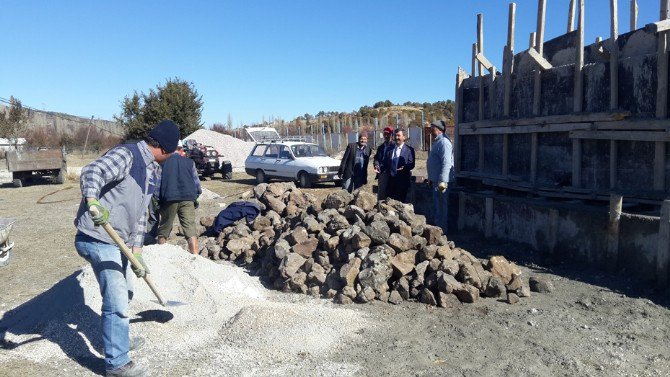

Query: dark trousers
[{"left": 387, "top": 174, "right": 411, "bottom": 203}]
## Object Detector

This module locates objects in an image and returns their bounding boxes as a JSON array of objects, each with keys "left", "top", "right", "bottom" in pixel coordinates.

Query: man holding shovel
[{"left": 74, "top": 119, "right": 180, "bottom": 377}]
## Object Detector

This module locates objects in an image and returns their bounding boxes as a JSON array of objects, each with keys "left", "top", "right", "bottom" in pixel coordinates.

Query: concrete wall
[{"left": 0, "top": 105, "right": 121, "bottom": 137}]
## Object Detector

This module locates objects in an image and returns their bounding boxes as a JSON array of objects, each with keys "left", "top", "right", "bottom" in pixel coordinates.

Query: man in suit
[
  {"left": 338, "top": 132, "right": 372, "bottom": 193},
  {"left": 373, "top": 127, "right": 395, "bottom": 200},
  {"left": 385, "top": 128, "right": 415, "bottom": 203}
]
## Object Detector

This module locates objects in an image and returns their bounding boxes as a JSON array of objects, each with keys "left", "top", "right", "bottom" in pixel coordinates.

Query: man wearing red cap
[{"left": 373, "top": 126, "right": 395, "bottom": 200}]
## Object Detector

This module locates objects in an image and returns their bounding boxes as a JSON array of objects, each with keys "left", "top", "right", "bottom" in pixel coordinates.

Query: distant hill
[{"left": 0, "top": 104, "right": 122, "bottom": 137}]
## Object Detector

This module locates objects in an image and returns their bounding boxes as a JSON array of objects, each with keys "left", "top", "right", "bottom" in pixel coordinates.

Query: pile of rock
[{"left": 199, "top": 182, "right": 545, "bottom": 306}]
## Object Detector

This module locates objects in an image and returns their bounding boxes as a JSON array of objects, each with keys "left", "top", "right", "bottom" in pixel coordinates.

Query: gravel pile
[
  {"left": 198, "top": 182, "right": 553, "bottom": 307},
  {"left": 185, "top": 129, "right": 254, "bottom": 172}
]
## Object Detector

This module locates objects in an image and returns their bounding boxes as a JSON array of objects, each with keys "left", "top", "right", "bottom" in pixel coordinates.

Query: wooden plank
[
  {"left": 657, "top": 31, "right": 669, "bottom": 118},
  {"left": 478, "top": 134, "right": 485, "bottom": 172},
  {"left": 572, "top": 139, "right": 582, "bottom": 188},
  {"left": 654, "top": 141, "right": 666, "bottom": 190},
  {"left": 528, "top": 47, "right": 553, "bottom": 70},
  {"left": 485, "top": 197, "right": 494, "bottom": 238},
  {"left": 458, "top": 191, "right": 466, "bottom": 231},
  {"left": 459, "top": 111, "right": 631, "bottom": 129},
  {"left": 606, "top": 194, "right": 623, "bottom": 273},
  {"left": 476, "top": 53, "right": 494, "bottom": 71},
  {"left": 502, "top": 134, "right": 509, "bottom": 175},
  {"left": 489, "top": 66, "right": 497, "bottom": 119},
  {"left": 530, "top": 133, "right": 538, "bottom": 183},
  {"left": 645, "top": 19, "right": 670, "bottom": 33},
  {"left": 529, "top": 32, "right": 537, "bottom": 49},
  {"left": 533, "top": 0, "right": 547, "bottom": 116},
  {"left": 504, "top": 3, "right": 516, "bottom": 118},
  {"left": 630, "top": 0, "right": 638, "bottom": 31},
  {"left": 455, "top": 68, "right": 467, "bottom": 174},
  {"left": 472, "top": 43, "right": 477, "bottom": 77},
  {"left": 657, "top": 200, "right": 670, "bottom": 288},
  {"left": 596, "top": 119, "right": 670, "bottom": 130},
  {"left": 568, "top": 0, "right": 576, "bottom": 33},
  {"left": 611, "top": 0, "right": 619, "bottom": 110},
  {"left": 663, "top": 0, "right": 670, "bottom": 20},
  {"left": 570, "top": 130, "right": 670, "bottom": 141},
  {"left": 574, "top": 0, "right": 585, "bottom": 113},
  {"left": 478, "top": 13, "right": 485, "bottom": 121},
  {"left": 610, "top": 140, "right": 618, "bottom": 189},
  {"left": 459, "top": 122, "right": 593, "bottom": 135}
]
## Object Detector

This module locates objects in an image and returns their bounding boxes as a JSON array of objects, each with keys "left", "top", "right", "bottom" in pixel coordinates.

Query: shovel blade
[{"left": 152, "top": 299, "right": 187, "bottom": 307}]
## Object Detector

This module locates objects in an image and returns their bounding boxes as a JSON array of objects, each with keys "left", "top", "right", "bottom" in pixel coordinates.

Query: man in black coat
[
  {"left": 384, "top": 128, "right": 415, "bottom": 203},
  {"left": 338, "top": 132, "right": 372, "bottom": 193},
  {"left": 373, "top": 127, "right": 395, "bottom": 200}
]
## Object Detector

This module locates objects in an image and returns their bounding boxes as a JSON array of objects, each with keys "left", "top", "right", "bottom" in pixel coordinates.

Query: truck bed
[{"left": 7, "top": 149, "right": 65, "bottom": 172}]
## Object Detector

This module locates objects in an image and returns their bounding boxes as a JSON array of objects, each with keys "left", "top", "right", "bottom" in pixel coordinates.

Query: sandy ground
[{"left": 0, "top": 162, "right": 669, "bottom": 376}]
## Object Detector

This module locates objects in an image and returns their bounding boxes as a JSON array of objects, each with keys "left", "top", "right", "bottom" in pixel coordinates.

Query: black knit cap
[
  {"left": 430, "top": 120, "right": 446, "bottom": 132},
  {"left": 149, "top": 120, "right": 180, "bottom": 153}
]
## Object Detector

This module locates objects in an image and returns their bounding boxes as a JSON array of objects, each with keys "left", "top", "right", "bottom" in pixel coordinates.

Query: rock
[
  {"left": 335, "top": 293, "right": 353, "bottom": 305},
  {"left": 356, "top": 287, "right": 377, "bottom": 303},
  {"left": 419, "top": 288, "right": 437, "bottom": 306},
  {"left": 252, "top": 216, "right": 271, "bottom": 231},
  {"left": 292, "top": 237, "right": 318, "bottom": 258},
  {"left": 289, "top": 271, "right": 307, "bottom": 290},
  {"left": 457, "top": 263, "right": 484, "bottom": 289},
  {"left": 273, "top": 239, "right": 291, "bottom": 260},
  {"left": 487, "top": 256, "right": 522, "bottom": 285},
  {"left": 327, "top": 214, "right": 351, "bottom": 233},
  {"left": 396, "top": 277, "right": 411, "bottom": 300},
  {"left": 308, "top": 286, "right": 320, "bottom": 297},
  {"left": 325, "top": 236, "right": 340, "bottom": 253},
  {"left": 303, "top": 216, "right": 322, "bottom": 234},
  {"left": 411, "top": 235, "right": 428, "bottom": 251},
  {"left": 529, "top": 276, "right": 554, "bottom": 293},
  {"left": 267, "top": 182, "right": 291, "bottom": 197},
  {"left": 339, "top": 258, "right": 362, "bottom": 287},
  {"left": 253, "top": 183, "right": 268, "bottom": 199},
  {"left": 414, "top": 260, "right": 430, "bottom": 285},
  {"left": 436, "top": 245, "right": 457, "bottom": 260},
  {"left": 365, "top": 221, "right": 391, "bottom": 245},
  {"left": 437, "top": 272, "right": 463, "bottom": 293},
  {"left": 398, "top": 223, "right": 412, "bottom": 239},
  {"left": 264, "top": 194, "right": 287, "bottom": 214},
  {"left": 356, "top": 247, "right": 370, "bottom": 260},
  {"left": 388, "top": 290, "right": 403, "bottom": 305},
  {"left": 350, "top": 232, "right": 371, "bottom": 249},
  {"left": 322, "top": 190, "right": 353, "bottom": 210},
  {"left": 340, "top": 225, "right": 361, "bottom": 244},
  {"left": 507, "top": 292, "right": 520, "bottom": 305},
  {"left": 437, "top": 292, "right": 461, "bottom": 308},
  {"left": 285, "top": 201, "right": 300, "bottom": 217},
  {"left": 454, "top": 284, "right": 480, "bottom": 303},
  {"left": 287, "top": 226, "right": 309, "bottom": 245},
  {"left": 506, "top": 274, "right": 523, "bottom": 291},
  {"left": 225, "top": 237, "right": 254, "bottom": 256},
  {"left": 439, "top": 259, "right": 460, "bottom": 276},
  {"left": 343, "top": 205, "right": 366, "bottom": 221},
  {"left": 387, "top": 233, "right": 412, "bottom": 253},
  {"left": 279, "top": 253, "right": 307, "bottom": 278},
  {"left": 391, "top": 250, "right": 418, "bottom": 277},
  {"left": 200, "top": 216, "right": 216, "bottom": 228},
  {"left": 419, "top": 245, "right": 438, "bottom": 261},
  {"left": 518, "top": 283, "right": 532, "bottom": 298},
  {"left": 358, "top": 246, "right": 394, "bottom": 293},
  {"left": 265, "top": 210, "right": 282, "bottom": 226},
  {"left": 317, "top": 208, "right": 339, "bottom": 223},
  {"left": 288, "top": 190, "right": 309, "bottom": 208},
  {"left": 484, "top": 276, "right": 507, "bottom": 298},
  {"left": 342, "top": 286, "right": 357, "bottom": 299},
  {"left": 422, "top": 225, "right": 443, "bottom": 245},
  {"left": 325, "top": 270, "right": 344, "bottom": 291},
  {"left": 324, "top": 289, "right": 338, "bottom": 299},
  {"left": 353, "top": 191, "right": 376, "bottom": 211}
]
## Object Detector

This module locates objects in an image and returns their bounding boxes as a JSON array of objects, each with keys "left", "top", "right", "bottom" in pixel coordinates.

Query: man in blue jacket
[
  {"left": 156, "top": 147, "right": 202, "bottom": 254},
  {"left": 426, "top": 120, "right": 454, "bottom": 232},
  {"left": 74, "top": 119, "right": 180, "bottom": 377}
]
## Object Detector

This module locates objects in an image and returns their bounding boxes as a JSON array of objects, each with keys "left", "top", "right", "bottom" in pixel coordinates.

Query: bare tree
[{"left": 0, "top": 96, "right": 29, "bottom": 145}]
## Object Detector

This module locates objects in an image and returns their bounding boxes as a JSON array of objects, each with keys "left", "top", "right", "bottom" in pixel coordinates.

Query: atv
[{"left": 183, "top": 140, "right": 232, "bottom": 180}]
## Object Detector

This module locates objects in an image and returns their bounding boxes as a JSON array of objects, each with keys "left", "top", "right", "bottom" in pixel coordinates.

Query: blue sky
[{"left": 0, "top": 1, "right": 659, "bottom": 127}]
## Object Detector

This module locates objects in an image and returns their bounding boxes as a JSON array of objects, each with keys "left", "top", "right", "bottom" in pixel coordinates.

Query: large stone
[
  {"left": 322, "top": 190, "right": 353, "bottom": 210},
  {"left": 267, "top": 182, "right": 292, "bottom": 197},
  {"left": 253, "top": 183, "right": 268, "bottom": 199},
  {"left": 437, "top": 292, "right": 461, "bottom": 308},
  {"left": 356, "top": 286, "right": 377, "bottom": 303},
  {"left": 327, "top": 214, "right": 351, "bottom": 233},
  {"left": 396, "top": 276, "right": 411, "bottom": 300},
  {"left": 365, "top": 221, "right": 391, "bottom": 245},
  {"left": 387, "top": 234, "right": 412, "bottom": 253},
  {"left": 418, "top": 245, "right": 438, "bottom": 261},
  {"left": 308, "top": 263, "right": 327, "bottom": 285},
  {"left": 484, "top": 276, "right": 507, "bottom": 298},
  {"left": 279, "top": 253, "right": 307, "bottom": 278},
  {"left": 264, "top": 195, "right": 287, "bottom": 215},
  {"left": 273, "top": 239, "right": 291, "bottom": 260},
  {"left": 292, "top": 237, "right": 319, "bottom": 258},
  {"left": 422, "top": 225, "right": 443, "bottom": 245},
  {"left": 342, "top": 286, "right": 357, "bottom": 299},
  {"left": 287, "top": 226, "right": 309, "bottom": 245},
  {"left": 487, "top": 256, "right": 522, "bottom": 285},
  {"left": 358, "top": 246, "right": 394, "bottom": 292},
  {"left": 356, "top": 247, "right": 370, "bottom": 260},
  {"left": 457, "top": 263, "right": 484, "bottom": 289},
  {"left": 437, "top": 272, "right": 463, "bottom": 293},
  {"left": 419, "top": 288, "right": 438, "bottom": 306},
  {"left": 414, "top": 260, "right": 430, "bottom": 285},
  {"left": 339, "top": 258, "right": 362, "bottom": 287},
  {"left": 398, "top": 222, "right": 412, "bottom": 239},
  {"left": 325, "top": 236, "right": 340, "bottom": 253},
  {"left": 351, "top": 232, "right": 372, "bottom": 249},
  {"left": 289, "top": 190, "right": 309, "bottom": 208},
  {"left": 225, "top": 237, "right": 254, "bottom": 256},
  {"left": 317, "top": 208, "right": 340, "bottom": 223},
  {"left": 303, "top": 216, "right": 322, "bottom": 234},
  {"left": 335, "top": 293, "right": 353, "bottom": 305},
  {"left": 265, "top": 210, "right": 282, "bottom": 227},
  {"left": 200, "top": 215, "right": 216, "bottom": 228},
  {"left": 340, "top": 225, "right": 362, "bottom": 245},
  {"left": 391, "top": 250, "right": 418, "bottom": 277},
  {"left": 411, "top": 235, "right": 428, "bottom": 251},
  {"left": 507, "top": 292, "right": 520, "bottom": 304},
  {"left": 454, "top": 284, "right": 480, "bottom": 303},
  {"left": 388, "top": 290, "right": 403, "bottom": 305},
  {"left": 285, "top": 202, "right": 300, "bottom": 217},
  {"left": 252, "top": 216, "right": 271, "bottom": 231},
  {"left": 529, "top": 276, "right": 554, "bottom": 293},
  {"left": 436, "top": 245, "right": 457, "bottom": 260},
  {"left": 343, "top": 205, "right": 366, "bottom": 221},
  {"left": 353, "top": 191, "right": 376, "bottom": 211}
]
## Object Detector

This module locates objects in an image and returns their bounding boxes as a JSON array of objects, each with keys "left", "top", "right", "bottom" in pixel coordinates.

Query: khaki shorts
[{"left": 158, "top": 201, "right": 197, "bottom": 239}]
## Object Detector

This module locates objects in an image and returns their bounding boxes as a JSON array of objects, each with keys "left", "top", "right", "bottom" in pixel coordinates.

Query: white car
[{"left": 245, "top": 141, "right": 341, "bottom": 188}]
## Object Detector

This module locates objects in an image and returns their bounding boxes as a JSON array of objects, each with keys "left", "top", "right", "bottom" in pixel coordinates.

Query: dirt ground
[{"left": 1, "top": 161, "right": 669, "bottom": 376}]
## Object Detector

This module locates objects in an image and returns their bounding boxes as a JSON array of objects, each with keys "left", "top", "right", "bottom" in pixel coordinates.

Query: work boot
[
  {"left": 129, "top": 336, "right": 145, "bottom": 351},
  {"left": 106, "top": 361, "right": 148, "bottom": 377}
]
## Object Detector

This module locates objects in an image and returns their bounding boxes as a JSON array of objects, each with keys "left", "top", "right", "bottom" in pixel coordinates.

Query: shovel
[{"left": 89, "top": 207, "right": 184, "bottom": 307}]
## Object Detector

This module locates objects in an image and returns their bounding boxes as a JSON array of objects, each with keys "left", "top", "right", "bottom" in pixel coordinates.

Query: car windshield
[{"left": 290, "top": 144, "right": 327, "bottom": 158}]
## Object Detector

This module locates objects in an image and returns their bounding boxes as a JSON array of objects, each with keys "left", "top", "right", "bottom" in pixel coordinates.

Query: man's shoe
[
  {"left": 129, "top": 336, "right": 145, "bottom": 351},
  {"left": 106, "top": 361, "right": 148, "bottom": 377}
]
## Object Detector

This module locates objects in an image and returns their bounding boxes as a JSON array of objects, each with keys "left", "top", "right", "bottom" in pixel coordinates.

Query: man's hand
[
  {"left": 131, "top": 248, "right": 149, "bottom": 278},
  {"left": 438, "top": 182, "right": 448, "bottom": 193},
  {"left": 87, "top": 199, "right": 109, "bottom": 226}
]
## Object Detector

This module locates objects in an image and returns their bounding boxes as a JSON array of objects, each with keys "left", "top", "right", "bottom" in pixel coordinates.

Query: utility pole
[{"left": 82, "top": 116, "right": 94, "bottom": 157}]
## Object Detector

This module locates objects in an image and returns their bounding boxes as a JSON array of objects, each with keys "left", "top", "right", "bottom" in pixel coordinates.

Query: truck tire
[
  {"left": 56, "top": 168, "right": 65, "bottom": 184},
  {"left": 12, "top": 178, "right": 23, "bottom": 188},
  {"left": 256, "top": 169, "right": 266, "bottom": 184}
]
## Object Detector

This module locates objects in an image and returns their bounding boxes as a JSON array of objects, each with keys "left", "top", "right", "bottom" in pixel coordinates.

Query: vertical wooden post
[
  {"left": 611, "top": 0, "right": 619, "bottom": 111},
  {"left": 533, "top": 0, "right": 547, "bottom": 116},
  {"left": 654, "top": 141, "right": 666, "bottom": 190},
  {"left": 574, "top": 0, "right": 585, "bottom": 113},
  {"left": 658, "top": 200, "right": 670, "bottom": 288},
  {"left": 472, "top": 43, "right": 477, "bottom": 77},
  {"left": 610, "top": 140, "right": 618, "bottom": 189},
  {"left": 531, "top": 133, "right": 538, "bottom": 184},
  {"left": 485, "top": 197, "right": 494, "bottom": 238},
  {"left": 548, "top": 208, "right": 559, "bottom": 255},
  {"left": 630, "top": 0, "right": 638, "bottom": 31},
  {"left": 478, "top": 14, "right": 485, "bottom": 121},
  {"left": 455, "top": 68, "right": 466, "bottom": 174},
  {"left": 458, "top": 192, "right": 466, "bottom": 231},
  {"left": 478, "top": 135, "right": 485, "bottom": 172},
  {"left": 489, "top": 67, "right": 497, "bottom": 119},
  {"left": 502, "top": 134, "right": 509, "bottom": 176},
  {"left": 572, "top": 139, "right": 582, "bottom": 188},
  {"left": 504, "top": 3, "right": 516, "bottom": 118},
  {"left": 529, "top": 32, "right": 537, "bottom": 49},
  {"left": 657, "top": 2, "right": 669, "bottom": 119},
  {"left": 606, "top": 194, "right": 623, "bottom": 273},
  {"left": 663, "top": 0, "right": 670, "bottom": 20},
  {"left": 568, "top": 0, "right": 576, "bottom": 32}
]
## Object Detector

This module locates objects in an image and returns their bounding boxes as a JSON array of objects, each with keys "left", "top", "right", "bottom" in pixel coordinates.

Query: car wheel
[
  {"left": 298, "top": 171, "right": 311, "bottom": 188},
  {"left": 256, "top": 169, "right": 266, "bottom": 184},
  {"left": 56, "top": 168, "right": 65, "bottom": 184},
  {"left": 12, "top": 178, "right": 23, "bottom": 188}
]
